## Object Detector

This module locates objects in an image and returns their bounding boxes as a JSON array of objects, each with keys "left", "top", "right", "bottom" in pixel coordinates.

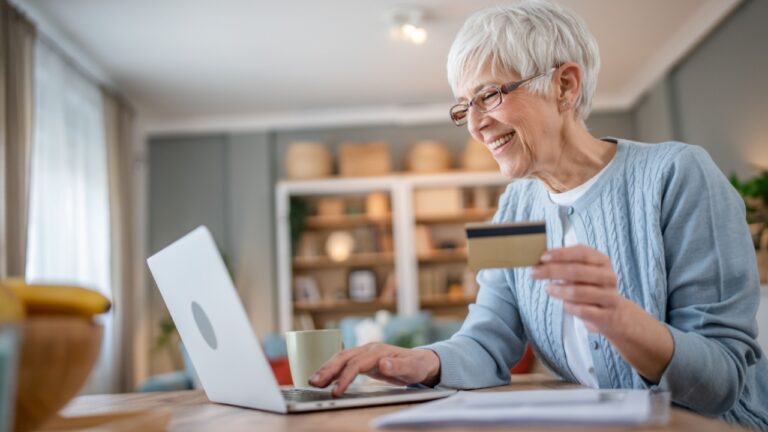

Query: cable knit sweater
[{"left": 421, "top": 139, "right": 768, "bottom": 428}]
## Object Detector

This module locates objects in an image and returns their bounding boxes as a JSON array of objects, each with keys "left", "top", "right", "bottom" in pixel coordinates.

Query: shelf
[
  {"left": 294, "top": 299, "right": 396, "bottom": 313},
  {"left": 278, "top": 170, "right": 509, "bottom": 332},
  {"left": 418, "top": 249, "right": 467, "bottom": 263},
  {"left": 415, "top": 208, "right": 496, "bottom": 224},
  {"left": 277, "top": 170, "right": 508, "bottom": 194},
  {"left": 293, "top": 252, "right": 394, "bottom": 269},
  {"left": 304, "top": 214, "right": 392, "bottom": 229},
  {"left": 420, "top": 294, "right": 475, "bottom": 308}
]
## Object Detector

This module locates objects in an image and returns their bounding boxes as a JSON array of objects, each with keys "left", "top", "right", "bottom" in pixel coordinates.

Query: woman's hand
[
  {"left": 533, "top": 245, "right": 626, "bottom": 335},
  {"left": 533, "top": 245, "right": 674, "bottom": 382},
  {"left": 309, "top": 343, "right": 441, "bottom": 397}
]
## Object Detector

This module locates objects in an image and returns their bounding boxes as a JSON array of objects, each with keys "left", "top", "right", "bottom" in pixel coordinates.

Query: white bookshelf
[{"left": 275, "top": 171, "right": 509, "bottom": 333}]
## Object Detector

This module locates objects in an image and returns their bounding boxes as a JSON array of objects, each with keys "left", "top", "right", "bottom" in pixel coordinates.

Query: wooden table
[{"left": 58, "top": 374, "right": 746, "bottom": 431}]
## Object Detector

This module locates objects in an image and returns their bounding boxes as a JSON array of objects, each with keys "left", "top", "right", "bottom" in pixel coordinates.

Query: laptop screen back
[{"left": 147, "top": 226, "right": 286, "bottom": 413}]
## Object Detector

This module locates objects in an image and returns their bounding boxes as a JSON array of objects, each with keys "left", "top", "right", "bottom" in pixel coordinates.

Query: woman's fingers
[
  {"left": 310, "top": 344, "right": 438, "bottom": 396},
  {"left": 541, "top": 245, "right": 610, "bottom": 265},
  {"left": 563, "top": 303, "right": 604, "bottom": 330},
  {"left": 564, "top": 302, "right": 618, "bottom": 329},
  {"left": 309, "top": 347, "right": 364, "bottom": 388},
  {"left": 332, "top": 347, "right": 430, "bottom": 396},
  {"left": 534, "top": 246, "right": 614, "bottom": 286},
  {"left": 332, "top": 352, "right": 383, "bottom": 396},
  {"left": 545, "top": 283, "right": 618, "bottom": 307},
  {"left": 559, "top": 293, "right": 629, "bottom": 334},
  {"left": 535, "top": 246, "right": 625, "bottom": 334},
  {"left": 533, "top": 262, "right": 616, "bottom": 286},
  {"left": 312, "top": 343, "right": 412, "bottom": 397}
]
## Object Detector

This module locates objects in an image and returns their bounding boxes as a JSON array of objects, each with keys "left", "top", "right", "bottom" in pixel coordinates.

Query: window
[{"left": 26, "top": 40, "right": 113, "bottom": 394}]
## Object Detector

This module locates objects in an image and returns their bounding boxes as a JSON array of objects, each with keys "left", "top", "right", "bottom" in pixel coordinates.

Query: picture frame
[
  {"left": 348, "top": 269, "right": 377, "bottom": 302},
  {"left": 294, "top": 276, "right": 320, "bottom": 303}
]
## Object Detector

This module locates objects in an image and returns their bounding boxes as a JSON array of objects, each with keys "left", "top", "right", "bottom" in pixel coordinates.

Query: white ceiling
[{"left": 17, "top": 0, "right": 740, "bottom": 132}]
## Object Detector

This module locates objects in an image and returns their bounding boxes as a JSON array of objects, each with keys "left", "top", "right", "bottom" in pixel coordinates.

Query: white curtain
[{"left": 25, "top": 40, "right": 114, "bottom": 394}]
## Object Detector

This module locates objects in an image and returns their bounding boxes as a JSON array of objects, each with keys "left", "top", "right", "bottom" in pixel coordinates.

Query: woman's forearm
[{"left": 602, "top": 298, "right": 674, "bottom": 383}]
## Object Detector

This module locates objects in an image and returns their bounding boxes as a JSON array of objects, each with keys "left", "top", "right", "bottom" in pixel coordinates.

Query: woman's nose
[{"left": 467, "top": 106, "right": 490, "bottom": 137}]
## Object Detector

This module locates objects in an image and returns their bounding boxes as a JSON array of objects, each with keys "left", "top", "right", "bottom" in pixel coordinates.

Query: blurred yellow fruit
[
  {"left": 0, "top": 280, "right": 111, "bottom": 319},
  {"left": 0, "top": 283, "right": 24, "bottom": 323}
]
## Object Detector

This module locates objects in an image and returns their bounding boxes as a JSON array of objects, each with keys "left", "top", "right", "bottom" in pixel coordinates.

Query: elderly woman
[{"left": 310, "top": 1, "right": 768, "bottom": 427}]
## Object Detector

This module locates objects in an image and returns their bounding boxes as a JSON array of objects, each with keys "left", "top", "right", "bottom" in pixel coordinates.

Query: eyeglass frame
[{"left": 449, "top": 66, "right": 557, "bottom": 126}]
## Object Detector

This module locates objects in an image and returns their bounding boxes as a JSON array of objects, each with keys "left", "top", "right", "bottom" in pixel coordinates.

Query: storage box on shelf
[{"left": 275, "top": 171, "right": 509, "bottom": 333}]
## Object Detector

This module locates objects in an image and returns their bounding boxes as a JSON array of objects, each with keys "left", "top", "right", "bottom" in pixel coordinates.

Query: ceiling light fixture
[{"left": 383, "top": 6, "right": 428, "bottom": 45}]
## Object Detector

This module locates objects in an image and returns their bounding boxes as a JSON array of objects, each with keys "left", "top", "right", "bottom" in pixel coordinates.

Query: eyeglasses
[{"left": 449, "top": 69, "right": 552, "bottom": 126}]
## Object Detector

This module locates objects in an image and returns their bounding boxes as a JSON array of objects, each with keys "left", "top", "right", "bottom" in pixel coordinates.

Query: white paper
[{"left": 371, "top": 389, "right": 670, "bottom": 428}]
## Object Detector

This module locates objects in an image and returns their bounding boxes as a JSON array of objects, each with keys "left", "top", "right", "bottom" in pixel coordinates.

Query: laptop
[{"left": 147, "top": 226, "right": 456, "bottom": 413}]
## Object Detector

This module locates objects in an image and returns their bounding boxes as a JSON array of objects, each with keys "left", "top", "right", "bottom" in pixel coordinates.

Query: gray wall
[
  {"left": 148, "top": 134, "right": 229, "bottom": 372},
  {"left": 149, "top": 134, "right": 229, "bottom": 256},
  {"left": 633, "top": 0, "right": 768, "bottom": 178},
  {"left": 148, "top": 132, "right": 274, "bottom": 372},
  {"left": 225, "top": 133, "right": 276, "bottom": 337},
  {"left": 586, "top": 112, "right": 635, "bottom": 141},
  {"left": 633, "top": 77, "right": 676, "bottom": 144}
]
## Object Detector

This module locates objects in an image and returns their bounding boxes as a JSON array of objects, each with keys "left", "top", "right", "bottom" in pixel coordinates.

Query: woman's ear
[{"left": 556, "top": 62, "right": 581, "bottom": 109}]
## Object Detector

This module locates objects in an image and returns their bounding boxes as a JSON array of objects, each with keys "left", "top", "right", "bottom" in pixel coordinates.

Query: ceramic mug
[{"left": 285, "top": 329, "right": 343, "bottom": 389}]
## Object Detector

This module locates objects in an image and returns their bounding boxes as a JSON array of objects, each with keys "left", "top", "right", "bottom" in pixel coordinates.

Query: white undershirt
[{"left": 547, "top": 158, "right": 614, "bottom": 388}]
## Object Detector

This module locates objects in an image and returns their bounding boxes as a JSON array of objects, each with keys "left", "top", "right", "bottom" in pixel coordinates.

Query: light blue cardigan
[{"left": 422, "top": 139, "right": 768, "bottom": 428}]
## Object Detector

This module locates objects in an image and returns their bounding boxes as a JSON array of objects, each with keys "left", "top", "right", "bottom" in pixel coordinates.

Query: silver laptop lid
[{"left": 147, "top": 226, "right": 287, "bottom": 413}]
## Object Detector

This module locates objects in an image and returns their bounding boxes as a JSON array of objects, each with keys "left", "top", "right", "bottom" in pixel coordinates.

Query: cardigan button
[
  {"left": 590, "top": 341, "right": 599, "bottom": 350},
  {"left": 567, "top": 207, "right": 575, "bottom": 215}
]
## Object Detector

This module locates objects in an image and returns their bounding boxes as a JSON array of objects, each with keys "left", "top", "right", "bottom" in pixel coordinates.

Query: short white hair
[{"left": 447, "top": 0, "right": 600, "bottom": 120}]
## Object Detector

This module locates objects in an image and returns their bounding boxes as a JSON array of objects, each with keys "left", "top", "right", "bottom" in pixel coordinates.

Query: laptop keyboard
[{"left": 281, "top": 388, "right": 414, "bottom": 402}]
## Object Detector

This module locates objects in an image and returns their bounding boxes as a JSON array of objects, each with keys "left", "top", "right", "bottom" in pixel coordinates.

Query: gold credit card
[{"left": 465, "top": 221, "right": 548, "bottom": 270}]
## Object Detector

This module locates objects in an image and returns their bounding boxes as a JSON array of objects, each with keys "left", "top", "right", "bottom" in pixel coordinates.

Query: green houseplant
[
  {"left": 289, "top": 197, "right": 310, "bottom": 255},
  {"left": 730, "top": 171, "right": 768, "bottom": 248}
]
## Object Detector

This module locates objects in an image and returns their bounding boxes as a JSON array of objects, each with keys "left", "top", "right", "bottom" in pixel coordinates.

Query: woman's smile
[{"left": 486, "top": 131, "right": 516, "bottom": 155}]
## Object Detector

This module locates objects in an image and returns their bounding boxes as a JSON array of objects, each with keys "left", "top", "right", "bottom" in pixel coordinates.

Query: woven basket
[
  {"left": 407, "top": 140, "right": 451, "bottom": 173},
  {"left": 285, "top": 141, "right": 333, "bottom": 179}
]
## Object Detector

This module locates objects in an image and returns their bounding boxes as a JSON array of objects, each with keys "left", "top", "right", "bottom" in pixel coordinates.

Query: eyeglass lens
[{"left": 450, "top": 88, "right": 502, "bottom": 125}]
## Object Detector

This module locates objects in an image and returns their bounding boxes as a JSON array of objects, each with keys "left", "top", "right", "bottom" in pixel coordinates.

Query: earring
[{"left": 560, "top": 101, "right": 569, "bottom": 111}]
